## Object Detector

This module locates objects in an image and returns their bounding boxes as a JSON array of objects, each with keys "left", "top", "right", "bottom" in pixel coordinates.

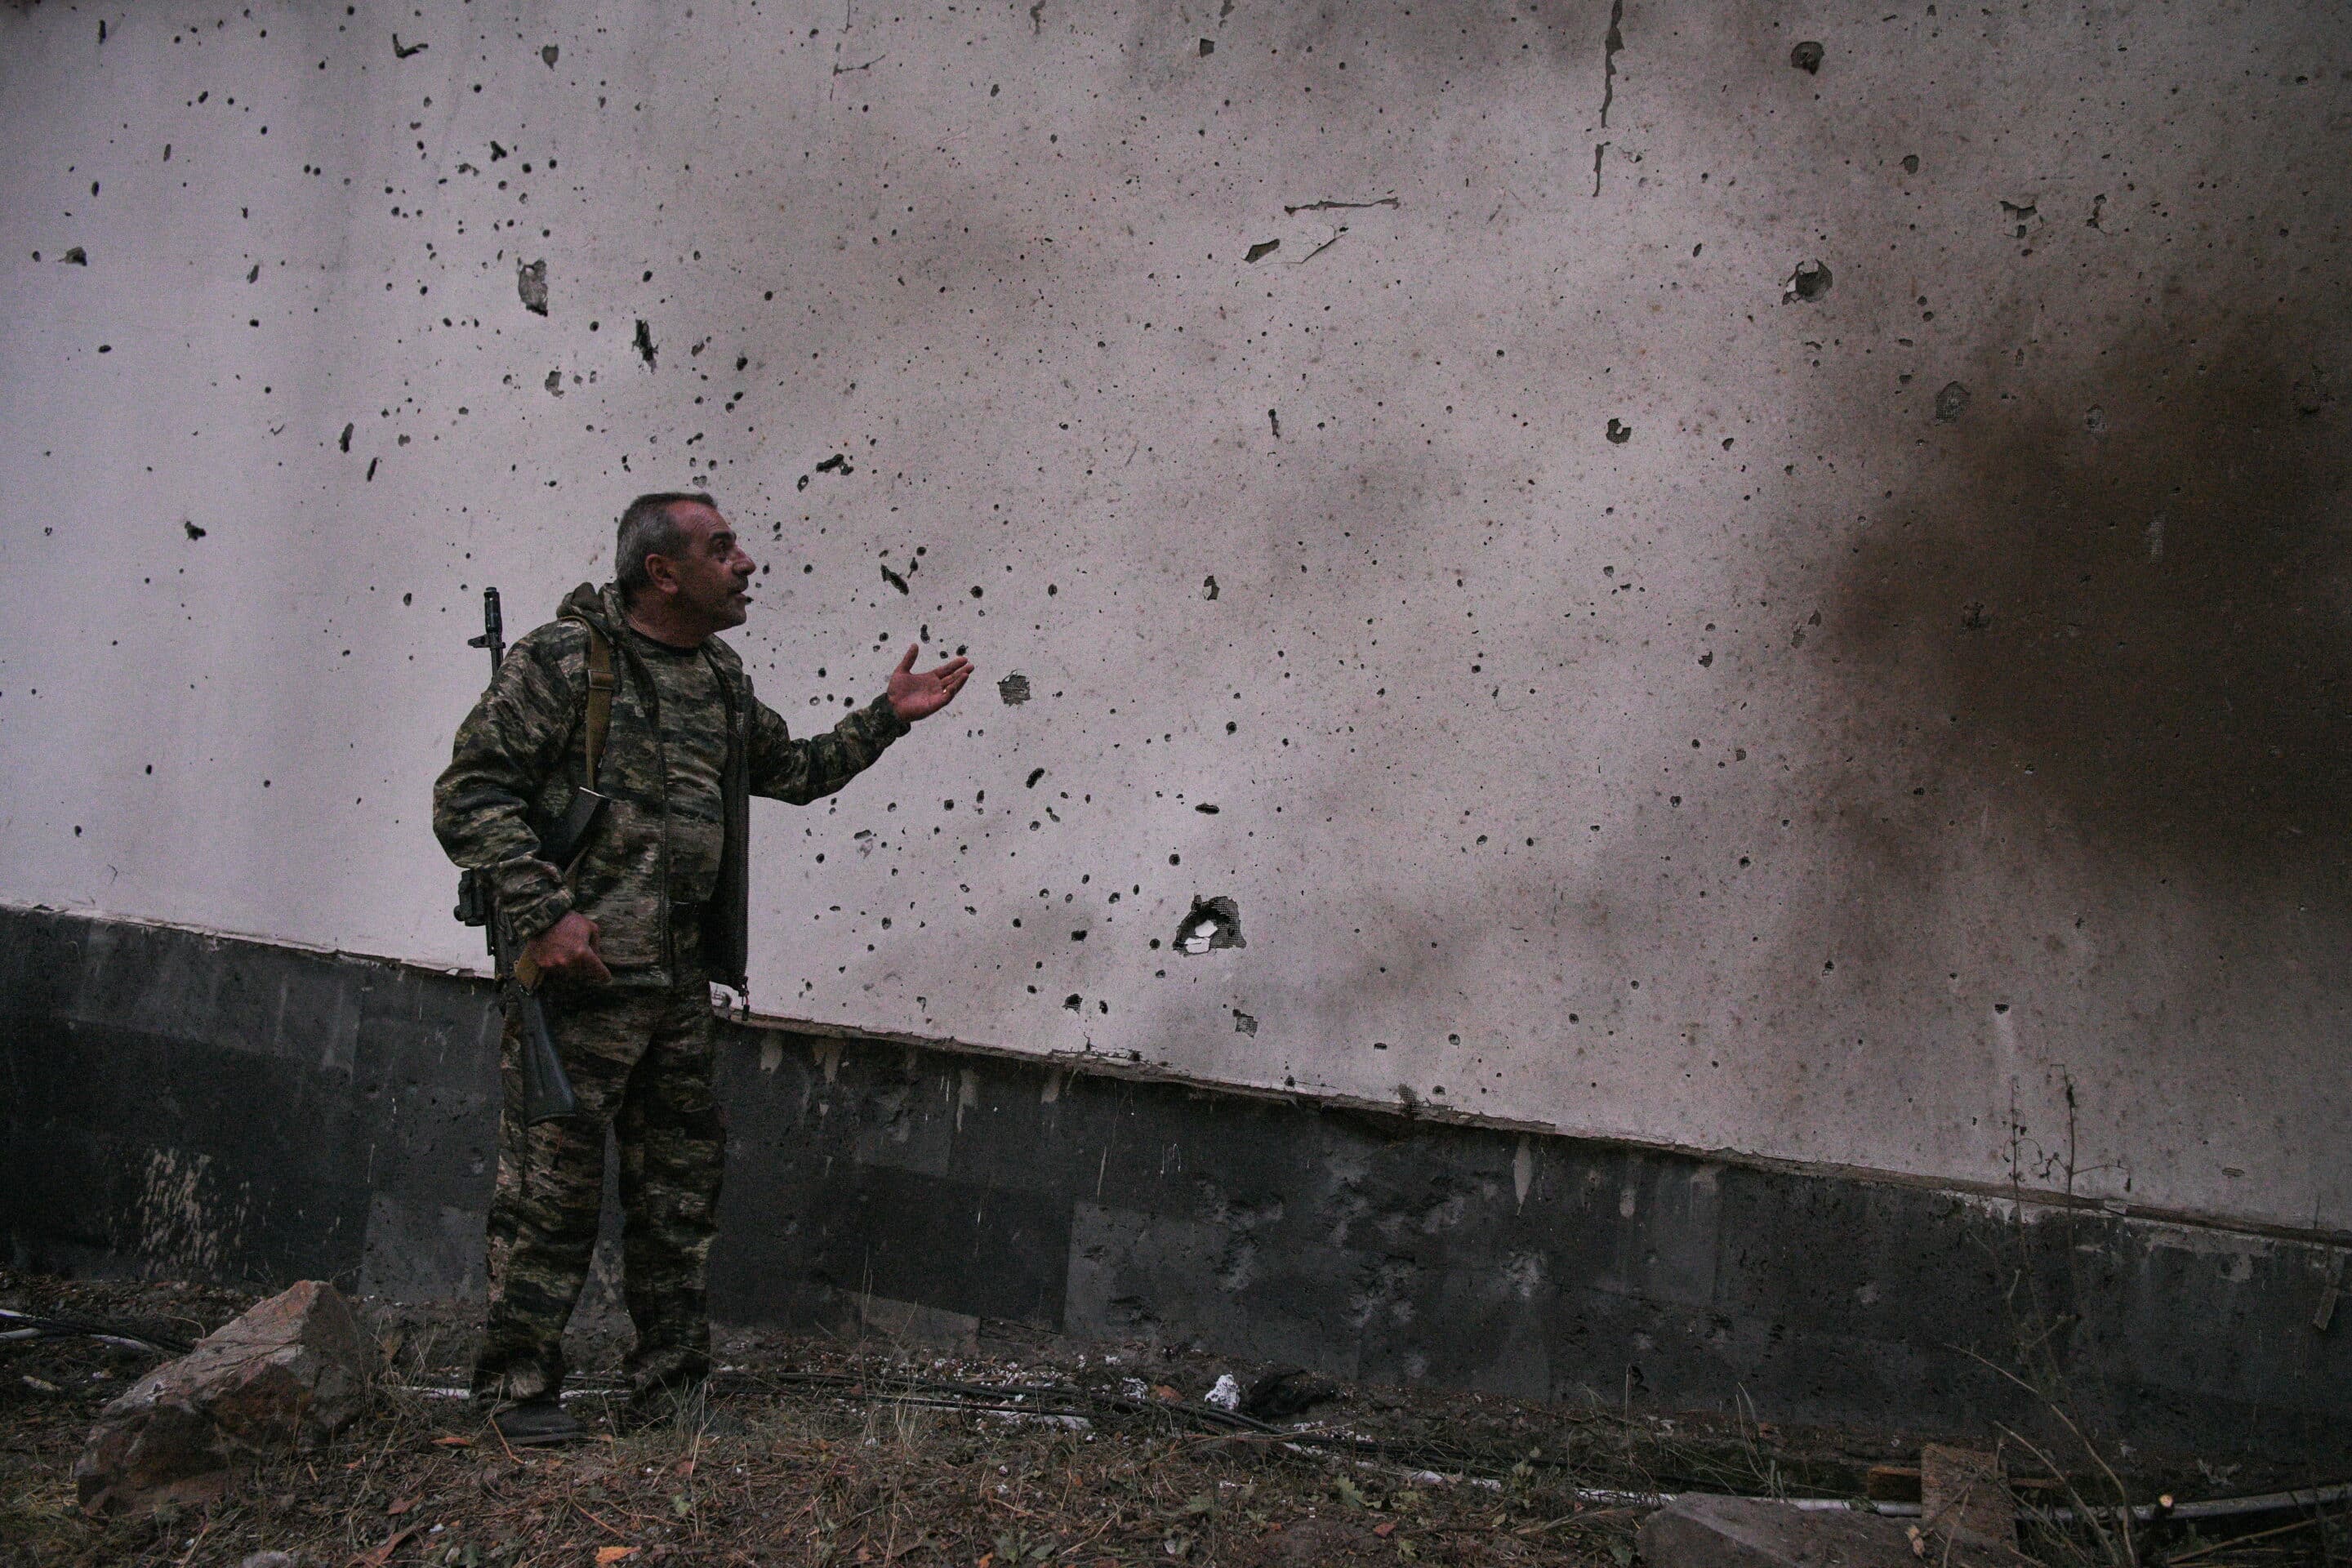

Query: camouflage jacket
[{"left": 433, "top": 581, "right": 908, "bottom": 991}]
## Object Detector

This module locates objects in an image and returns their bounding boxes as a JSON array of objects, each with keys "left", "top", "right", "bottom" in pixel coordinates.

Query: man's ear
[{"left": 643, "top": 554, "right": 677, "bottom": 595}]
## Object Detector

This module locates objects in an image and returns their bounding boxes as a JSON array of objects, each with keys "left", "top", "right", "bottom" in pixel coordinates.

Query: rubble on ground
[{"left": 72, "top": 1280, "right": 376, "bottom": 1517}]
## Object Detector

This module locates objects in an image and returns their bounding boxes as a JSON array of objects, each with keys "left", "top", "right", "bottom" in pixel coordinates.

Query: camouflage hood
[{"left": 556, "top": 581, "right": 626, "bottom": 642}]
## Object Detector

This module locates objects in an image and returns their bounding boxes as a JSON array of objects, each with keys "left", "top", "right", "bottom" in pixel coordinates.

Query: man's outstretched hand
[{"left": 887, "top": 644, "right": 973, "bottom": 723}]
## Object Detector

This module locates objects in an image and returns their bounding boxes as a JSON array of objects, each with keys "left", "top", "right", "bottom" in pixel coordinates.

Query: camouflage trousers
[{"left": 473, "top": 954, "right": 724, "bottom": 1404}]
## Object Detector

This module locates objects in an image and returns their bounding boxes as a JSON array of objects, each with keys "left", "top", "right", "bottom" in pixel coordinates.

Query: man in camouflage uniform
[{"left": 434, "top": 492, "right": 970, "bottom": 1441}]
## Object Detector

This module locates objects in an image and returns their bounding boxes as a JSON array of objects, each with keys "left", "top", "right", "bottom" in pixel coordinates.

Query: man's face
[{"left": 651, "top": 501, "right": 756, "bottom": 635}]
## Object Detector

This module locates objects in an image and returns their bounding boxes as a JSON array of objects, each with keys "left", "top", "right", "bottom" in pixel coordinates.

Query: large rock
[{"left": 74, "top": 1280, "right": 377, "bottom": 1516}]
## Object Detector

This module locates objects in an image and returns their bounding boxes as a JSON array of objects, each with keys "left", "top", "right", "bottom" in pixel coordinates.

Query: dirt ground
[{"left": 1, "top": 1273, "right": 2341, "bottom": 1566}]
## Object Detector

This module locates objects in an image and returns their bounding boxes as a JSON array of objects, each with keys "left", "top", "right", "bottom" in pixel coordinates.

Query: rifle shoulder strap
[{"left": 582, "top": 624, "right": 616, "bottom": 788}]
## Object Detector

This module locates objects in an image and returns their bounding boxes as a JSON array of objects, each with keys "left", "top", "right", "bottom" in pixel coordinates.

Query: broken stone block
[
  {"left": 1637, "top": 1494, "right": 1918, "bottom": 1568},
  {"left": 74, "top": 1280, "right": 376, "bottom": 1516}
]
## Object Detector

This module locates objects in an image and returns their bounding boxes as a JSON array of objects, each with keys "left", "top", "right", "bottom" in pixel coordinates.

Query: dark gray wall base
[{"left": 3, "top": 903, "right": 2347, "bottom": 1466}]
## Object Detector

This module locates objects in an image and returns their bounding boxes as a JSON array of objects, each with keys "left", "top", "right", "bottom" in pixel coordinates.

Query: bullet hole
[
  {"left": 545, "top": 369, "right": 564, "bottom": 396},
  {"left": 1902, "top": 154, "right": 1921, "bottom": 174},
  {"left": 633, "top": 319, "right": 657, "bottom": 368},
  {"left": 1201, "top": 574, "right": 1220, "bottom": 600},
  {"left": 97, "top": 344, "right": 111, "bottom": 354},
  {"left": 1025, "top": 768, "right": 1045, "bottom": 787},
  {"left": 338, "top": 422, "right": 354, "bottom": 452},
  {"left": 1070, "top": 929, "right": 1086, "bottom": 941},
  {"left": 1934, "top": 381, "right": 1971, "bottom": 423},
  {"left": 1245, "top": 239, "right": 1280, "bottom": 264},
  {"left": 1194, "top": 803, "right": 1220, "bottom": 814},
  {"left": 1232, "top": 1009, "right": 1258, "bottom": 1036},
  {"left": 402, "top": 593, "right": 412, "bottom": 606},
  {"left": 183, "top": 521, "right": 207, "bottom": 540},
  {"left": 1606, "top": 418, "right": 1633, "bottom": 444},
  {"left": 735, "top": 354, "right": 749, "bottom": 372},
  {"left": 490, "top": 142, "right": 510, "bottom": 163},
  {"left": 1998, "top": 198, "right": 2042, "bottom": 240},
  {"left": 1783, "top": 260, "right": 1832, "bottom": 302},
  {"left": 880, "top": 562, "right": 910, "bottom": 594},
  {"left": 1267, "top": 409, "right": 1281, "bottom": 439},
  {"left": 1000, "top": 673, "right": 1032, "bottom": 706},
  {"left": 969, "top": 586, "right": 983, "bottom": 599},
  {"left": 517, "top": 257, "right": 548, "bottom": 316},
  {"left": 2294, "top": 366, "right": 2336, "bottom": 417},
  {"left": 815, "top": 452, "right": 852, "bottom": 474},
  {"left": 60, "top": 247, "right": 87, "bottom": 265},
  {"left": 541, "top": 44, "right": 559, "bottom": 66},
  {"left": 1062, "top": 994, "right": 1082, "bottom": 1012},
  {"left": 1789, "top": 40, "right": 1824, "bottom": 74},
  {"left": 1169, "top": 853, "right": 1181, "bottom": 865},
  {"left": 1176, "top": 897, "right": 1244, "bottom": 955},
  {"left": 1199, "top": 38, "right": 1214, "bottom": 56},
  {"left": 366, "top": 457, "right": 379, "bottom": 482},
  {"left": 393, "top": 33, "right": 428, "bottom": 58}
]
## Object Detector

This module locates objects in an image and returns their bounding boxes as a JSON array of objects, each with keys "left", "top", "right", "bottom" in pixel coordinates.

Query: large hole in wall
[{"left": 1175, "top": 898, "right": 1244, "bottom": 956}]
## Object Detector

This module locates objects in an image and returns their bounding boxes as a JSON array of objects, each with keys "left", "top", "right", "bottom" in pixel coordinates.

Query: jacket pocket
[{"left": 564, "top": 795, "right": 666, "bottom": 970}]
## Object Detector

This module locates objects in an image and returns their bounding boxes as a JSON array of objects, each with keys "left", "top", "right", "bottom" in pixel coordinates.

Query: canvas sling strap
[{"left": 546, "top": 623, "right": 615, "bottom": 874}]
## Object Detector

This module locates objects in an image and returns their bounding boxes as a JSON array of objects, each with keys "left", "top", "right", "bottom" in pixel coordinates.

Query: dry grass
[
  {"left": 0, "top": 1274, "right": 1687, "bottom": 1568},
  {"left": 7, "top": 1274, "right": 2341, "bottom": 1566},
  {"left": 7, "top": 1361, "right": 1642, "bottom": 1567}
]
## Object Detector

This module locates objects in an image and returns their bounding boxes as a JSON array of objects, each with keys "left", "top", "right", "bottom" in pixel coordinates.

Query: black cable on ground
[
  {"left": 0, "top": 1307, "right": 193, "bottom": 1357},
  {"left": 709, "top": 1365, "right": 2352, "bottom": 1527}
]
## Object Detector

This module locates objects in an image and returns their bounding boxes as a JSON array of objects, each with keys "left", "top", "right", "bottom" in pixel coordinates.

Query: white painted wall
[{"left": 7, "top": 0, "right": 2350, "bottom": 1231}]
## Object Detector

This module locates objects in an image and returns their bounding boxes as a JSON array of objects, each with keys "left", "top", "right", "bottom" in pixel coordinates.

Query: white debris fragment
[{"left": 1204, "top": 1373, "right": 1241, "bottom": 1411}]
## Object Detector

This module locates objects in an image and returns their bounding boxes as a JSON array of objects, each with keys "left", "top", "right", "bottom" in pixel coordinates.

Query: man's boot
[{"left": 488, "top": 1396, "right": 584, "bottom": 1447}]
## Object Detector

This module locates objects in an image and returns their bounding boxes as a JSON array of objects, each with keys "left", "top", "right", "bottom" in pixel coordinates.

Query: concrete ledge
[{"left": 4, "top": 902, "right": 2349, "bottom": 1465}]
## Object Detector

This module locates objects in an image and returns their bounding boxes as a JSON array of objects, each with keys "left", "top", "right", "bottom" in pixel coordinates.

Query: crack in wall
[{"left": 1598, "top": 0, "right": 1624, "bottom": 127}]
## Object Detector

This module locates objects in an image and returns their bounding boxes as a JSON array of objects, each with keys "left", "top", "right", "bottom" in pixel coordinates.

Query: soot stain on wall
[{"left": 1820, "top": 314, "right": 2352, "bottom": 916}]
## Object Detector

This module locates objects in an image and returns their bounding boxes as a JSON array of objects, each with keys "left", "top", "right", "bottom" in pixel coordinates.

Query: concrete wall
[
  {"left": 4, "top": 1, "right": 2351, "bottom": 1234},
  {"left": 11, "top": 904, "right": 2351, "bottom": 1467}
]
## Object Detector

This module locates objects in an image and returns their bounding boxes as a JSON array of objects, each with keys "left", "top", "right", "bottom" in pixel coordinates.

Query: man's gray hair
[{"left": 614, "top": 491, "right": 715, "bottom": 602}]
